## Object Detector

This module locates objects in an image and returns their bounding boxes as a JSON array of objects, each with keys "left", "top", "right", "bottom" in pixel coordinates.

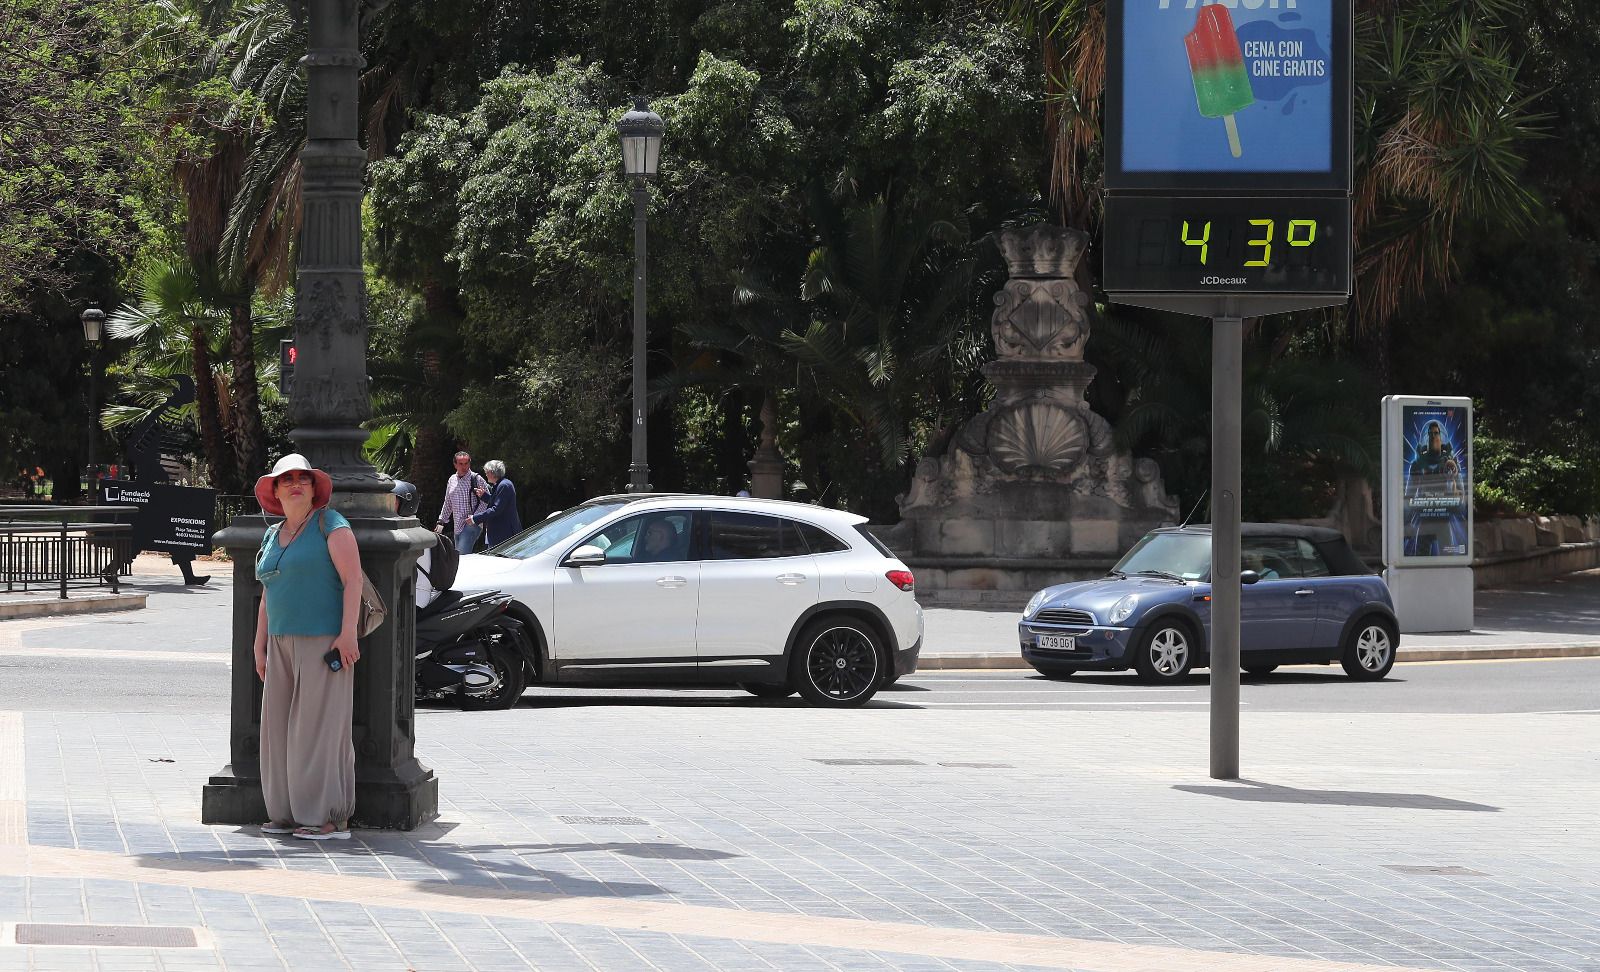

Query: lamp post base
[{"left": 204, "top": 511, "right": 438, "bottom": 831}]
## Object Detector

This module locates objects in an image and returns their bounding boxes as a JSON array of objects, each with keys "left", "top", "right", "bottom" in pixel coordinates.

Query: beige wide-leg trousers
[{"left": 260, "top": 633, "right": 356, "bottom": 828}]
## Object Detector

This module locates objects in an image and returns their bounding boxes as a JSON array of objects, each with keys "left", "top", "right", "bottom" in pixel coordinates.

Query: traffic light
[{"left": 278, "top": 339, "right": 296, "bottom": 396}]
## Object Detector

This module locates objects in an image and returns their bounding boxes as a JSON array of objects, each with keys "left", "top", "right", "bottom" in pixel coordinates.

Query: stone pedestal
[{"left": 895, "top": 226, "right": 1177, "bottom": 600}]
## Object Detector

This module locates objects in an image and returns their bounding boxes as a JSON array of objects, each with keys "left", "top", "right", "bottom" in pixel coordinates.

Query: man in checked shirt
[{"left": 435, "top": 451, "right": 488, "bottom": 553}]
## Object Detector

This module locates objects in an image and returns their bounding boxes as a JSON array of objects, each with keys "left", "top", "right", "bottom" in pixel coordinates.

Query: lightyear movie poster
[{"left": 1400, "top": 404, "right": 1470, "bottom": 558}]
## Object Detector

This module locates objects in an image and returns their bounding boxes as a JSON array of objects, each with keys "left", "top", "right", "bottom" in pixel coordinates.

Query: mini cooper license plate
[{"left": 1038, "top": 634, "right": 1076, "bottom": 651}]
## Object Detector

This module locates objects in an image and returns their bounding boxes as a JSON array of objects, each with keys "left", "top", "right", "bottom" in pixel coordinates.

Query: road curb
[
  {"left": 916, "top": 644, "right": 1600, "bottom": 670},
  {"left": 0, "top": 593, "right": 146, "bottom": 620}
]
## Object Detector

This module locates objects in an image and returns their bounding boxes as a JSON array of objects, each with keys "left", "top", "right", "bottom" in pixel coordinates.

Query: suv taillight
[{"left": 886, "top": 569, "right": 915, "bottom": 592}]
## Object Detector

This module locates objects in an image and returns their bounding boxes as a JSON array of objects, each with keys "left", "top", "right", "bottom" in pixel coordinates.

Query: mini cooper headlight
[
  {"left": 1024, "top": 590, "right": 1047, "bottom": 619},
  {"left": 1108, "top": 594, "right": 1139, "bottom": 625}
]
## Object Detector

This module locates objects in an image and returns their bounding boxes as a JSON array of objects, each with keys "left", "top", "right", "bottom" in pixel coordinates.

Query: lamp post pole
[
  {"left": 80, "top": 305, "right": 106, "bottom": 490},
  {"left": 616, "top": 98, "right": 662, "bottom": 494},
  {"left": 203, "top": 0, "right": 437, "bottom": 830},
  {"left": 629, "top": 179, "right": 649, "bottom": 493}
]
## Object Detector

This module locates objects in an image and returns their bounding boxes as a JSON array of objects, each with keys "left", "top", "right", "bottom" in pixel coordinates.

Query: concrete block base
[{"left": 1386, "top": 566, "right": 1474, "bottom": 633}]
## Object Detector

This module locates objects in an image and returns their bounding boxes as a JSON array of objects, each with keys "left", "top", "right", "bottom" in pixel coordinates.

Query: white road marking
[{"left": 0, "top": 646, "right": 229, "bottom": 664}]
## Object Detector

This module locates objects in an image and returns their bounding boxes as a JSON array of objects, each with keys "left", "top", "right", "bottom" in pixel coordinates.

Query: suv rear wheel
[{"left": 792, "top": 617, "right": 883, "bottom": 707}]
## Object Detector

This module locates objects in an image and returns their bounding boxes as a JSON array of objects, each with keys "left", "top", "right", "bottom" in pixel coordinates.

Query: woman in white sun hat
[{"left": 251, "top": 453, "right": 360, "bottom": 840}]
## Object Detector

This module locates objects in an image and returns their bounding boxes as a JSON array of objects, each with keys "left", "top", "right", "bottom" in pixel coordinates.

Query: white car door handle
[
  {"left": 656, "top": 575, "right": 688, "bottom": 588},
  {"left": 776, "top": 572, "right": 807, "bottom": 585},
  {"left": 1294, "top": 589, "right": 1315, "bottom": 596}
]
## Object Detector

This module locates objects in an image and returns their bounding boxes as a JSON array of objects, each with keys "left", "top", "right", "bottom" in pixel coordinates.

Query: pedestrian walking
[
  {"left": 469, "top": 459, "right": 522, "bottom": 548},
  {"left": 435, "top": 451, "right": 487, "bottom": 553},
  {"left": 252, "top": 453, "right": 361, "bottom": 841}
]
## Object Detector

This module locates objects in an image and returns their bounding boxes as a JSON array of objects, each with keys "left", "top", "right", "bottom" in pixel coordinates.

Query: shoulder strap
[{"left": 315, "top": 508, "right": 327, "bottom": 537}]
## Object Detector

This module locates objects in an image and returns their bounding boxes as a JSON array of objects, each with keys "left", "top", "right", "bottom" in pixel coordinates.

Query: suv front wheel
[{"left": 792, "top": 617, "right": 883, "bottom": 707}]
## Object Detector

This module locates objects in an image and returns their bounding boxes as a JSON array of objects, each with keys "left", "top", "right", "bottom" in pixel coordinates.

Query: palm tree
[
  {"left": 104, "top": 259, "right": 236, "bottom": 491},
  {"left": 781, "top": 187, "right": 990, "bottom": 515}
]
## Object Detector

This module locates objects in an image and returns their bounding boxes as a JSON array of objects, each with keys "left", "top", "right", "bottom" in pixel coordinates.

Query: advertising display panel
[
  {"left": 1382, "top": 396, "right": 1473, "bottom": 567},
  {"left": 1106, "top": 0, "right": 1351, "bottom": 191}
]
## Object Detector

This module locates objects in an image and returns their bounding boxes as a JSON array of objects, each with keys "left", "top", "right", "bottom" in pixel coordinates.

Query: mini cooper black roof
[{"left": 1153, "top": 523, "right": 1373, "bottom": 576}]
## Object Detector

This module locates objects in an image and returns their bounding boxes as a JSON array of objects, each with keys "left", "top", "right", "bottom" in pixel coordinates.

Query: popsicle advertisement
[{"left": 1111, "top": 1, "right": 1344, "bottom": 181}]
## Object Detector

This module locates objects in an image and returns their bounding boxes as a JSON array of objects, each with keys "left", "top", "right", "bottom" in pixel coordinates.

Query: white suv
[{"left": 452, "top": 494, "right": 923, "bottom": 706}]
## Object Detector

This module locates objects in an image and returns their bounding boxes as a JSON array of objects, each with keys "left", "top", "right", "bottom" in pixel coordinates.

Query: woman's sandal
[
  {"left": 261, "top": 821, "right": 297, "bottom": 835},
  {"left": 293, "top": 823, "right": 350, "bottom": 841}
]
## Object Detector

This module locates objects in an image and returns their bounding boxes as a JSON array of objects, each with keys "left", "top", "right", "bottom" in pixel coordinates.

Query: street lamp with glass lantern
[
  {"left": 616, "top": 98, "right": 663, "bottom": 493},
  {"left": 80, "top": 304, "right": 106, "bottom": 490}
]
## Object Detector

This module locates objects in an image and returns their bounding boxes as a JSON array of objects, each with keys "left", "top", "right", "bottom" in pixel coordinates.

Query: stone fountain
[{"left": 888, "top": 225, "right": 1178, "bottom": 605}]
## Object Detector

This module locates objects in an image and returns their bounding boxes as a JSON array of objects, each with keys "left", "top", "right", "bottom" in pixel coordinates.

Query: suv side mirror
[
  {"left": 564, "top": 544, "right": 607, "bottom": 568},
  {"left": 1240, "top": 569, "right": 1261, "bottom": 585}
]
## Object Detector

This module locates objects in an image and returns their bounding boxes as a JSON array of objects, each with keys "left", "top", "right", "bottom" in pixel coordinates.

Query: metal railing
[
  {"left": 0, "top": 505, "right": 136, "bottom": 599},
  {"left": 215, "top": 493, "right": 261, "bottom": 525}
]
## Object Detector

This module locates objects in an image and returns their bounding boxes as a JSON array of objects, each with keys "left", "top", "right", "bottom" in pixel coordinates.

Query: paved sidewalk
[
  {"left": 0, "top": 565, "right": 1597, "bottom": 969},
  {"left": 921, "top": 570, "right": 1600, "bottom": 669}
]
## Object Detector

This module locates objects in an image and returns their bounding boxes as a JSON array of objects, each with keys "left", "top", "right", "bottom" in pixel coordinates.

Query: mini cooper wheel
[
  {"left": 1133, "top": 621, "right": 1195, "bottom": 685},
  {"left": 1341, "top": 617, "right": 1397, "bottom": 680},
  {"left": 792, "top": 618, "right": 883, "bottom": 707}
]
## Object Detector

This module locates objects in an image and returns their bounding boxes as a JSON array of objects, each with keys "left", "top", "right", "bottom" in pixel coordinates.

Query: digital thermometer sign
[
  {"left": 1103, "top": 1, "right": 1352, "bottom": 309},
  {"left": 1103, "top": 195, "right": 1349, "bottom": 294}
]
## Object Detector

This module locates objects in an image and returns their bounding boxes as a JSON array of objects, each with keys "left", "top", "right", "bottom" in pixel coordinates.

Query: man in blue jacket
[{"left": 469, "top": 459, "right": 522, "bottom": 548}]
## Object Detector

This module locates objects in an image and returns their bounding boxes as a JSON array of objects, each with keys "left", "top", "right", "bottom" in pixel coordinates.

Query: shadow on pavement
[
  {"left": 505, "top": 695, "right": 924, "bottom": 710},
  {"left": 1173, "top": 779, "right": 1500, "bottom": 812},
  {"left": 133, "top": 835, "right": 678, "bottom": 898}
]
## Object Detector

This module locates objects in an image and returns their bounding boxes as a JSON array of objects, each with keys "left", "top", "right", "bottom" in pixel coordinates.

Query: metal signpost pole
[
  {"left": 1210, "top": 315, "right": 1242, "bottom": 779},
  {"left": 1100, "top": 2, "right": 1352, "bottom": 780}
]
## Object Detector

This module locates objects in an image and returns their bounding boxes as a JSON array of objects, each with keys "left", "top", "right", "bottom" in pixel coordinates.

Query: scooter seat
[{"left": 418, "top": 588, "right": 463, "bottom": 620}]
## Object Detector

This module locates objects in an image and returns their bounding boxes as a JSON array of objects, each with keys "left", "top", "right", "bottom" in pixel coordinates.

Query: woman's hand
[{"left": 333, "top": 631, "right": 360, "bottom": 670}]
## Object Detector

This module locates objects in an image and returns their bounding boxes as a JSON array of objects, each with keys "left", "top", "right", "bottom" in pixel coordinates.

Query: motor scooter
[{"left": 415, "top": 589, "right": 533, "bottom": 710}]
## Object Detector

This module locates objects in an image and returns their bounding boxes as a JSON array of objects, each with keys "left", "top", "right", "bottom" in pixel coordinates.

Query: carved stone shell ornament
[{"left": 985, "top": 401, "right": 1087, "bottom": 473}]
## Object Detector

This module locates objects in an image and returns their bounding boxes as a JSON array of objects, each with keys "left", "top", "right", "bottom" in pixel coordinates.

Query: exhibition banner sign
[{"left": 100, "top": 480, "right": 217, "bottom": 555}]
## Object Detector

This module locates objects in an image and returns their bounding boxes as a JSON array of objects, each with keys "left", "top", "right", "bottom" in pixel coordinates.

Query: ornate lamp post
[
  {"left": 616, "top": 98, "right": 663, "bottom": 493},
  {"left": 80, "top": 305, "right": 105, "bottom": 486},
  {"left": 203, "top": 0, "right": 437, "bottom": 829}
]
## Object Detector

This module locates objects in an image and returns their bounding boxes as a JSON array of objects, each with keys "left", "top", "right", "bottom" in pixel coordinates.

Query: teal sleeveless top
[{"left": 255, "top": 508, "right": 351, "bottom": 636}]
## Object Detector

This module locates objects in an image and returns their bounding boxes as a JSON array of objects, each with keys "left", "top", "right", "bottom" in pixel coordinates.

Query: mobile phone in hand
[{"left": 323, "top": 647, "right": 343, "bottom": 672}]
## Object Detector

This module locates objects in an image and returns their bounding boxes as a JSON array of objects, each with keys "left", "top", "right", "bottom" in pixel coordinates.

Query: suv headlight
[
  {"left": 1023, "top": 590, "right": 1047, "bottom": 619},
  {"left": 1108, "top": 594, "right": 1139, "bottom": 625}
]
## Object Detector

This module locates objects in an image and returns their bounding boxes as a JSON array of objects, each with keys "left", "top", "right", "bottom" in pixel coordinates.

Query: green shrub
[{"left": 1474, "top": 421, "right": 1600, "bottom": 516}]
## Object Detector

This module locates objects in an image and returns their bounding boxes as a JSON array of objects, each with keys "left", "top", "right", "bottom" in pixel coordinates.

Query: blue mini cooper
[{"left": 1019, "top": 524, "right": 1399, "bottom": 684}]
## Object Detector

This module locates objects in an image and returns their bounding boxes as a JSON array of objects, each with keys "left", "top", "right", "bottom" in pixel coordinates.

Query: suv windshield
[
  {"left": 1113, "top": 532, "right": 1210, "bottom": 581},
  {"left": 485, "top": 501, "right": 632, "bottom": 558}
]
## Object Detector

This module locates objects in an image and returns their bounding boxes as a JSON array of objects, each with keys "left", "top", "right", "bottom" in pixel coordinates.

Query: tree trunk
[
  {"left": 228, "top": 298, "right": 265, "bottom": 486},
  {"left": 407, "top": 348, "right": 450, "bottom": 525},
  {"left": 191, "top": 325, "right": 238, "bottom": 494}
]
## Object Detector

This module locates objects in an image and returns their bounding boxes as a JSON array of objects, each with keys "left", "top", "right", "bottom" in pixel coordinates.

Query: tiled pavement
[
  {"left": 2, "top": 698, "right": 1598, "bottom": 970},
  {"left": 1, "top": 564, "right": 1598, "bottom": 970}
]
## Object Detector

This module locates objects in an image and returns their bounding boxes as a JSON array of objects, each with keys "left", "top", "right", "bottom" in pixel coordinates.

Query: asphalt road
[{"left": 2, "top": 623, "right": 1595, "bottom": 715}]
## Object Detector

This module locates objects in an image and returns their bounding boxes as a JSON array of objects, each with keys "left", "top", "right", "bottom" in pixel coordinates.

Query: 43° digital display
[{"left": 1102, "top": 195, "right": 1350, "bottom": 294}]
